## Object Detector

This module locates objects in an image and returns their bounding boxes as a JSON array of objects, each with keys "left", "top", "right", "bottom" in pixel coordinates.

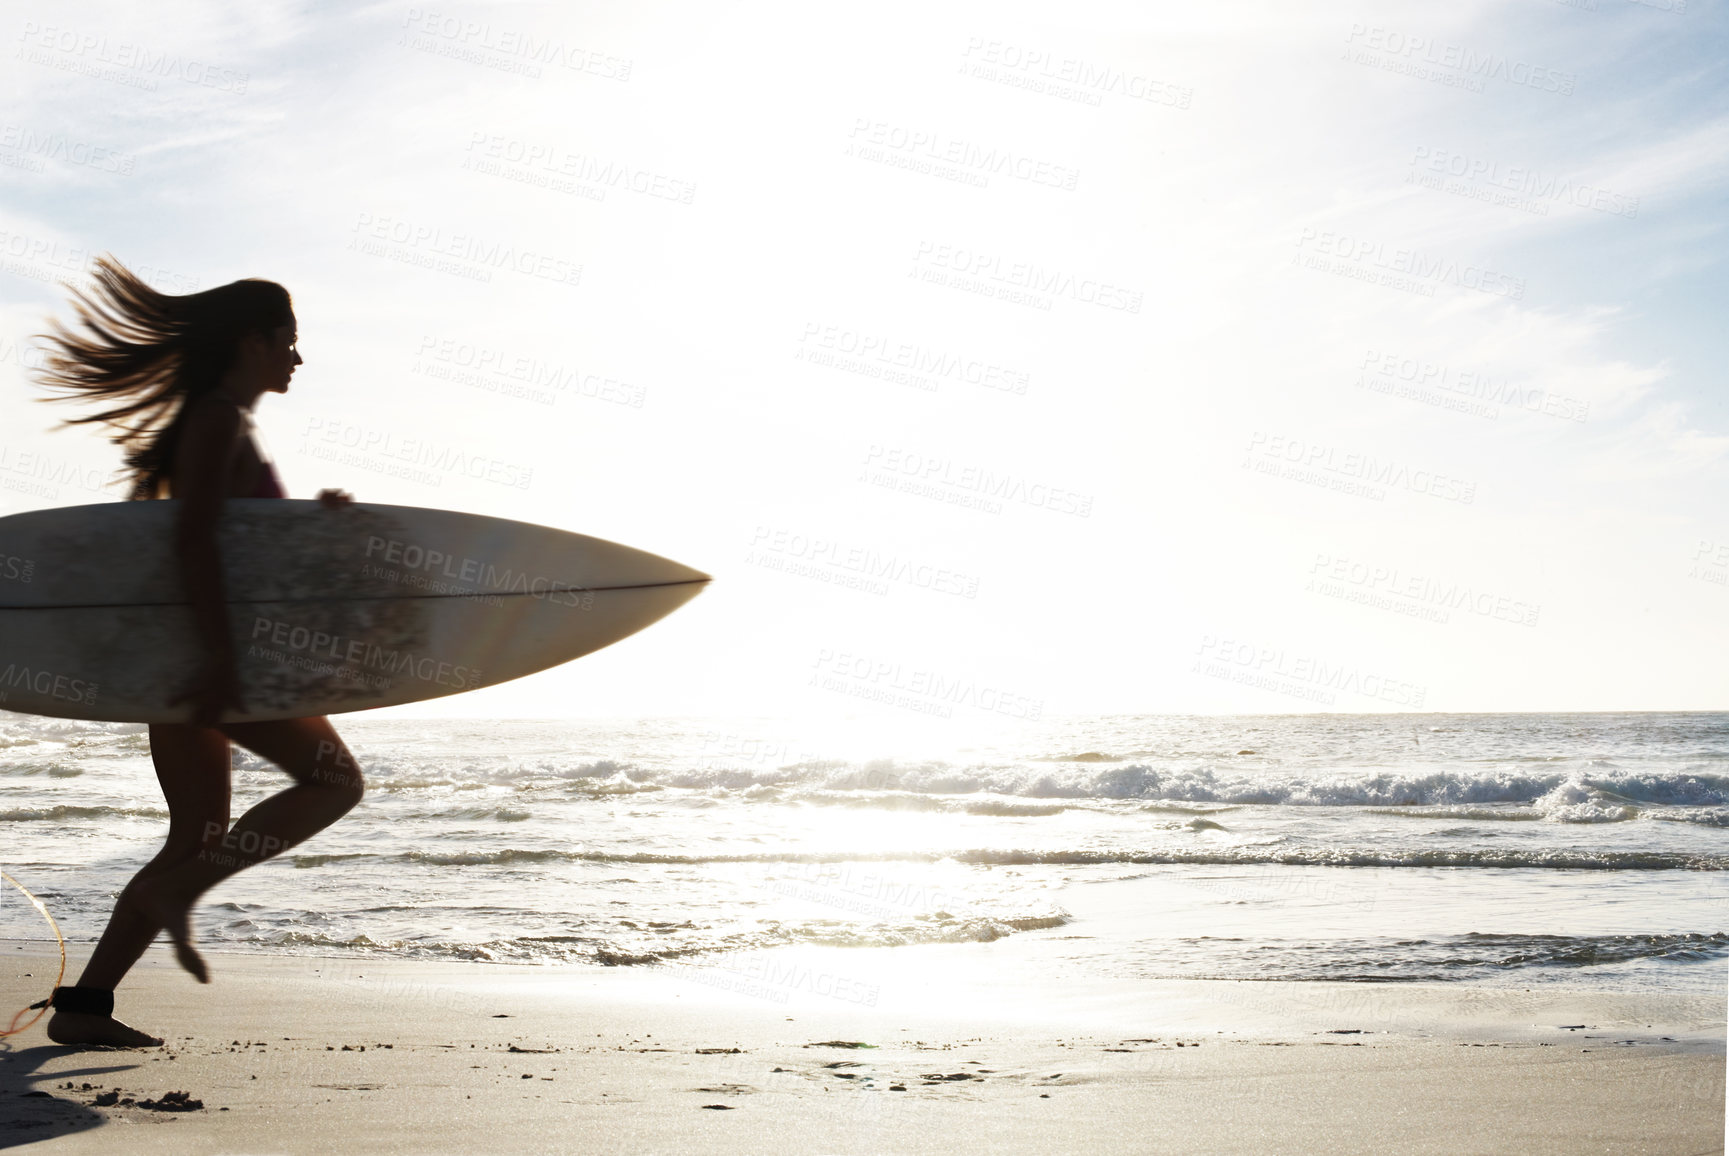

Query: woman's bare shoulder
[
  {"left": 170, "top": 395, "right": 249, "bottom": 497},
  {"left": 178, "top": 394, "right": 246, "bottom": 440}
]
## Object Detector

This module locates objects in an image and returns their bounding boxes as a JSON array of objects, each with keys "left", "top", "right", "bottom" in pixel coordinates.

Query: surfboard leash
[{"left": 0, "top": 870, "right": 67, "bottom": 1038}]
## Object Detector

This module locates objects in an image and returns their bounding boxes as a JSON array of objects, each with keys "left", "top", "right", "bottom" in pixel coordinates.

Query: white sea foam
[
  {"left": 317, "top": 755, "right": 1729, "bottom": 818},
  {"left": 277, "top": 845, "right": 1728, "bottom": 871}
]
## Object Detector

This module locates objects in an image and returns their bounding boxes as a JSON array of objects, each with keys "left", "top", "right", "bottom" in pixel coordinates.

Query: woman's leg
[
  {"left": 47, "top": 722, "right": 233, "bottom": 1047},
  {"left": 135, "top": 716, "right": 365, "bottom": 981}
]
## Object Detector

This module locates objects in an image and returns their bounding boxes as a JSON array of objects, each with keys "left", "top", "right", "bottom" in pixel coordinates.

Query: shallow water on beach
[{"left": 1, "top": 711, "right": 1724, "bottom": 993}]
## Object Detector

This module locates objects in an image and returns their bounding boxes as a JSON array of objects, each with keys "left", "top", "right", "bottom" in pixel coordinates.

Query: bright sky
[{"left": 1, "top": 0, "right": 1724, "bottom": 720}]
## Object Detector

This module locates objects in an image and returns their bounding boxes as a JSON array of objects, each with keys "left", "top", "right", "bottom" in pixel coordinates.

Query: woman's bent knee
[
  {"left": 310, "top": 754, "right": 365, "bottom": 810},
  {"left": 307, "top": 739, "right": 364, "bottom": 802},
  {"left": 336, "top": 771, "right": 365, "bottom": 811},
  {"left": 317, "top": 767, "right": 365, "bottom": 811}
]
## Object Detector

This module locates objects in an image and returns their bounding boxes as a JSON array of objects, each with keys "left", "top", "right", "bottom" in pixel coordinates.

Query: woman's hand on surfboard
[
  {"left": 316, "top": 488, "right": 354, "bottom": 509},
  {"left": 168, "top": 661, "right": 246, "bottom": 726}
]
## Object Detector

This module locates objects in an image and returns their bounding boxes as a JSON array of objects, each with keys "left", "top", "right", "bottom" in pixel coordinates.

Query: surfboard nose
[
  {"left": 608, "top": 528, "right": 706, "bottom": 585},
  {"left": 616, "top": 550, "right": 708, "bottom": 590}
]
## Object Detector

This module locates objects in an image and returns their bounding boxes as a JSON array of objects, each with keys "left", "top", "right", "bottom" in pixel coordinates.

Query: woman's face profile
[{"left": 263, "top": 319, "right": 301, "bottom": 394}]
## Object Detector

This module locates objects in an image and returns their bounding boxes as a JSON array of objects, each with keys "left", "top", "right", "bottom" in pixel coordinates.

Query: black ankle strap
[{"left": 50, "top": 986, "right": 114, "bottom": 1017}]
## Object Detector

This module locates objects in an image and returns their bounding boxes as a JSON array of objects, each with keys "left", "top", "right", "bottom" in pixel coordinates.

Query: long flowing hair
[{"left": 29, "top": 254, "right": 293, "bottom": 500}]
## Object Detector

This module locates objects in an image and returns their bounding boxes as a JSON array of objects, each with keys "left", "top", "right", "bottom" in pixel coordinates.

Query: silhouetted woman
[{"left": 28, "top": 255, "right": 365, "bottom": 1047}]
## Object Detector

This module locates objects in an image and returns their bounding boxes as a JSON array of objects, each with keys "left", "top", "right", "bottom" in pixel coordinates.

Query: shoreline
[{"left": 2, "top": 939, "right": 1722, "bottom": 1154}]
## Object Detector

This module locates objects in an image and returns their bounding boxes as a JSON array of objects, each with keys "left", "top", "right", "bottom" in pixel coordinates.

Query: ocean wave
[
  {"left": 35, "top": 711, "right": 1682, "bottom": 816},
  {"left": 0, "top": 803, "right": 168, "bottom": 822},
  {"left": 802, "top": 790, "right": 945, "bottom": 812},
  {"left": 0, "top": 716, "right": 140, "bottom": 738},
  {"left": 201, "top": 909, "right": 1074, "bottom": 965},
  {"left": 0, "top": 761, "right": 85, "bottom": 778},
  {"left": 286, "top": 845, "right": 1728, "bottom": 871},
  {"left": 226, "top": 929, "right": 504, "bottom": 962},
  {"left": 567, "top": 779, "right": 665, "bottom": 796},
  {"left": 1453, "top": 931, "right": 1729, "bottom": 967},
  {"left": 794, "top": 791, "right": 1076, "bottom": 817},
  {"left": 1371, "top": 794, "right": 1729, "bottom": 826},
  {"left": 1368, "top": 806, "right": 1544, "bottom": 822},
  {"left": 346, "top": 757, "right": 1729, "bottom": 812},
  {"left": 1533, "top": 781, "right": 1640, "bottom": 823},
  {"left": 400, "top": 805, "right": 533, "bottom": 822},
  {"left": 361, "top": 755, "right": 656, "bottom": 786},
  {"left": 1650, "top": 807, "right": 1729, "bottom": 827},
  {"left": 1143, "top": 932, "right": 1729, "bottom": 983},
  {"left": 190, "top": 918, "right": 1729, "bottom": 980},
  {"left": 1063, "top": 766, "right": 1729, "bottom": 808},
  {"left": 373, "top": 772, "right": 665, "bottom": 797},
  {"left": 962, "top": 800, "right": 1072, "bottom": 817}
]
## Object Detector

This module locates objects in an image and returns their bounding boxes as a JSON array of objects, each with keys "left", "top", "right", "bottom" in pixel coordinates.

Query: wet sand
[{"left": 0, "top": 940, "right": 1722, "bottom": 1154}]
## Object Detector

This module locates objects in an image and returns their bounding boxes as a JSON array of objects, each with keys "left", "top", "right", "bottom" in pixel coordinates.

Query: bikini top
[{"left": 249, "top": 458, "right": 287, "bottom": 499}]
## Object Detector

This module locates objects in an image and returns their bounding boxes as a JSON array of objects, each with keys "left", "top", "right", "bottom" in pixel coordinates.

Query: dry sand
[{"left": 0, "top": 939, "right": 1722, "bottom": 1154}]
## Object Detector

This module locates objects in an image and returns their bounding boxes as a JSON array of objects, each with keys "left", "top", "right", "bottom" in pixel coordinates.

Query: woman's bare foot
[
  {"left": 46, "top": 1011, "right": 163, "bottom": 1048},
  {"left": 131, "top": 877, "right": 209, "bottom": 983}
]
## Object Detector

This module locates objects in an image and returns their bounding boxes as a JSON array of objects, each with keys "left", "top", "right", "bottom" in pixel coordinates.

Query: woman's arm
[{"left": 170, "top": 398, "right": 246, "bottom": 723}]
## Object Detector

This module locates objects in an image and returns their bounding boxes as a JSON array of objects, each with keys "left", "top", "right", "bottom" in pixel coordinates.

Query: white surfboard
[{"left": 0, "top": 500, "right": 709, "bottom": 724}]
